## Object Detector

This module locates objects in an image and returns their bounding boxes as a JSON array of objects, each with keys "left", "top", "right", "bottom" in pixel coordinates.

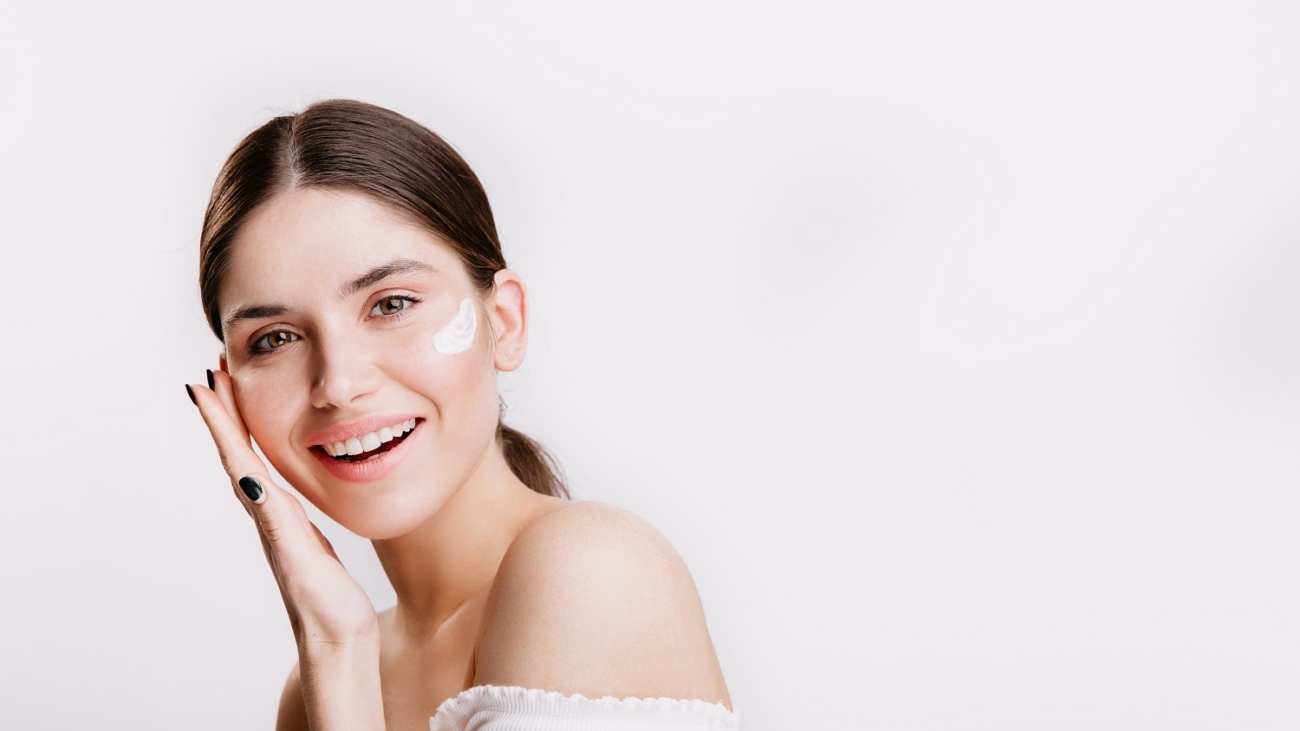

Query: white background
[{"left": 2, "top": 2, "right": 1298, "bottom": 729}]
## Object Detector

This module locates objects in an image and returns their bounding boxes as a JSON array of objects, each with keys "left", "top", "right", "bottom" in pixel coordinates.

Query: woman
[{"left": 184, "top": 100, "right": 738, "bottom": 730}]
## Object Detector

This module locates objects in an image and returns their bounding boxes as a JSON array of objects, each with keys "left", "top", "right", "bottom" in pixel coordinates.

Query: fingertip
[
  {"left": 185, "top": 383, "right": 196, "bottom": 405},
  {"left": 206, "top": 369, "right": 215, "bottom": 391},
  {"left": 209, "top": 369, "right": 245, "bottom": 425},
  {"left": 239, "top": 475, "right": 267, "bottom": 504}
]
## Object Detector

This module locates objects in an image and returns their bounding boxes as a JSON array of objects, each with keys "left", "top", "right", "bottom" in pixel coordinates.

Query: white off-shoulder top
[{"left": 429, "top": 685, "right": 741, "bottom": 730}]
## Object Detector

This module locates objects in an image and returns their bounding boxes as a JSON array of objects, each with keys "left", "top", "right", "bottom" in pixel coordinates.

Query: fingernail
[
  {"left": 185, "top": 384, "right": 196, "bottom": 405},
  {"left": 206, "top": 369, "right": 215, "bottom": 390},
  {"left": 239, "top": 476, "right": 265, "bottom": 503}
]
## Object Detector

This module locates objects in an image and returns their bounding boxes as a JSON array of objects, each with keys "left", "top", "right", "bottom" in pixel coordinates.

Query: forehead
[{"left": 220, "top": 187, "right": 465, "bottom": 307}]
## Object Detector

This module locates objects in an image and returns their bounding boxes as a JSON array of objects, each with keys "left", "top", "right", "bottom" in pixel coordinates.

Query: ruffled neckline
[{"left": 430, "top": 684, "right": 741, "bottom": 729}]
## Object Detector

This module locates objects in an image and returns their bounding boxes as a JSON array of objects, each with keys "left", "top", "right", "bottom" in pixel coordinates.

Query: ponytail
[{"left": 497, "top": 422, "right": 569, "bottom": 499}]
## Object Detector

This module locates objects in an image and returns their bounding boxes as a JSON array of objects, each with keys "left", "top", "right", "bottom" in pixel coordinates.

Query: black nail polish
[
  {"left": 185, "top": 384, "right": 196, "bottom": 405},
  {"left": 206, "top": 369, "right": 215, "bottom": 390},
  {"left": 239, "top": 476, "right": 264, "bottom": 502}
]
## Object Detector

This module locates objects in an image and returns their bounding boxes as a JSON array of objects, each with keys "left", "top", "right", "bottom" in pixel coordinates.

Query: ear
[
  {"left": 218, "top": 352, "right": 229, "bottom": 373},
  {"left": 489, "top": 268, "right": 528, "bottom": 372}
]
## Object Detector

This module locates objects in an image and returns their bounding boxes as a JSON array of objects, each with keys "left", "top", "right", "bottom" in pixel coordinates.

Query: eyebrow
[
  {"left": 339, "top": 257, "right": 439, "bottom": 297},
  {"left": 222, "top": 304, "right": 296, "bottom": 335},
  {"left": 221, "top": 258, "right": 440, "bottom": 336}
]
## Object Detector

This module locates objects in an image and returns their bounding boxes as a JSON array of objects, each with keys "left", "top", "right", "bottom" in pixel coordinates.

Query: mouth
[{"left": 313, "top": 418, "right": 421, "bottom": 463}]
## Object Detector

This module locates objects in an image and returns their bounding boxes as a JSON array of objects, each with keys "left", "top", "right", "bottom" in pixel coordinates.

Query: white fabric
[{"left": 429, "top": 685, "right": 741, "bottom": 731}]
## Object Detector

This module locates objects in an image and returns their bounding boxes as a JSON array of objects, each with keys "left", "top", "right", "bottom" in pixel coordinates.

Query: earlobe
[
  {"left": 490, "top": 269, "right": 528, "bottom": 372},
  {"left": 218, "top": 352, "right": 229, "bottom": 373}
]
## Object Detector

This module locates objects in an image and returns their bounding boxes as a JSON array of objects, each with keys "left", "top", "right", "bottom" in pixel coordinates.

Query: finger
[
  {"left": 189, "top": 380, "right": 264, "bottom": 486},
  {"left": 186, "top": 378, "right": 323, "bottom": 602},
  {"left": 234, "top": 474, "right": 321, "bottom": 574},
  {"left": 246, "top": 490, "right": 306, "bottom": 584},
  {"left": 208, "top": 368, "right": 249, "bottom": 444},
  {"left": 187, "top": 381, "right": 309, "bottom": 555},
  {"left": 249, "top": 505, "right": 308, "bottom": 637}
]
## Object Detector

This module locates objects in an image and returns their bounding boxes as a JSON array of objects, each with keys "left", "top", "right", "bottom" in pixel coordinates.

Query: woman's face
[{"left": 217, "top": 187, "right": 515, "bottom": 539}]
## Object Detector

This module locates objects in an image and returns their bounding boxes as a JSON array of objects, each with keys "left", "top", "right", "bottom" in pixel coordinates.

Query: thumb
[{"left": 235, "top": 473, "right": 312, "bottom": 558}]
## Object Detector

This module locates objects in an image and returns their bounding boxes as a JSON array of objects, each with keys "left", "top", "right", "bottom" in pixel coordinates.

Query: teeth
[{"left": 322, "top": 419, "right": 417, "bottom": 459}]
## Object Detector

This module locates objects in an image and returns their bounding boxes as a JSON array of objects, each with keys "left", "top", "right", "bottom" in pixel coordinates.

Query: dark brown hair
[{"left": 199, "top": 99, "right": 568, "bottom": 499}]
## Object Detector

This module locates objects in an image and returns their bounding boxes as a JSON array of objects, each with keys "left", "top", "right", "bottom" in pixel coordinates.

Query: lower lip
[{"left": 309, "top": 421, "right": 422, "bottom": 483}]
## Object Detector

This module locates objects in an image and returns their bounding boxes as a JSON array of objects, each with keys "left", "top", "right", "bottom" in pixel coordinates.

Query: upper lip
[{"left": 304, "top": 413, "right": 422, "bottom": 447}]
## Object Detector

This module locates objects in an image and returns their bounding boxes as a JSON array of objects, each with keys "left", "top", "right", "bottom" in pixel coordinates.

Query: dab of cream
[{"left": 433, "top": 297, "right": 477, "bottom": 354}]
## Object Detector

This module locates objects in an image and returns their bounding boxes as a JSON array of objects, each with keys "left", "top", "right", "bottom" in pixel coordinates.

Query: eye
[
  {"left": 370, "top": 295, "right": 419, "bottom": 318},
  {"left": 250, "top": 330, "right": 300, "bottom": 354}
]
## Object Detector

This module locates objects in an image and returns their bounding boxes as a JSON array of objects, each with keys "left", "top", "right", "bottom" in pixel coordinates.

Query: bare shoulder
[
  {"left": 274, "top": 661, "right": 308, "bottom": 731},
  {"left": 474, "top": 501, "right": 731, "bottom": 709}
]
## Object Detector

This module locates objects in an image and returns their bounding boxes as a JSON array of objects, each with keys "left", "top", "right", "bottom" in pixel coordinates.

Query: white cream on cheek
[{"left": 433, "top": 296, "right": 477, "bottom": 354}]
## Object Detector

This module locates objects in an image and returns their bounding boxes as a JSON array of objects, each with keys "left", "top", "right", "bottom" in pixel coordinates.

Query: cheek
[
  {"left": 230, "top": 365, "right": 304, "bottom": 456},
  {"left": 388, "top": 305, "right": 496, "bottom": 422},
  {"left": 432, "top": 297, "right": 477, "bottom": 355}
]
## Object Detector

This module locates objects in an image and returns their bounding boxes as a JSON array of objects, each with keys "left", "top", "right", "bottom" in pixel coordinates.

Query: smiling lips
[
  {"left": 308, "top": 416, "right": 424, "bottom": 483},
  {"left": 320, "top": 418, "right": 418, "bottom": 461}
]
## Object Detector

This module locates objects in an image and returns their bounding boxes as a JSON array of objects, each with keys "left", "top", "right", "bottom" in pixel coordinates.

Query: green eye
[
  {"left": 372, "top": 296, "right": 415, "bottom": 317},
  {"left": 252, "top": 331, "right": 300, "bottom": 353}
]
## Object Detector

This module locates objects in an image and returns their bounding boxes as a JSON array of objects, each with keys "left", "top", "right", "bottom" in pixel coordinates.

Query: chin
[
  {"left": 305, "top": 482, "right": 454, "bottom": 541},
  {"left": 333, "top": 507, "right": 433, "bottom": 540}
]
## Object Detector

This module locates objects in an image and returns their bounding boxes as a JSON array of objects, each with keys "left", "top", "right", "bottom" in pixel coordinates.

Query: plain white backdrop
[{"left": 2, "top": 2, "right": 1298, "bottom": 728}]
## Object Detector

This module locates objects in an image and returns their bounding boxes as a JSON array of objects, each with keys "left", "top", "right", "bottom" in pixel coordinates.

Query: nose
[{"left": 309, "top": 329, "right": 382, "bottom": 410}]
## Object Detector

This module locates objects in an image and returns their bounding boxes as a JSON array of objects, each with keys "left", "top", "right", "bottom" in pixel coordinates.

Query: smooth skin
[{"left": 188, "top": 188, "right": 731, "bottom": 730}]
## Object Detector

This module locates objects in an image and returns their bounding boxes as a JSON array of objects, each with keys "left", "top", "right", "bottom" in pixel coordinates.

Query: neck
[{"left": 371, "top": 438, "right": 556, "bottom": 634}]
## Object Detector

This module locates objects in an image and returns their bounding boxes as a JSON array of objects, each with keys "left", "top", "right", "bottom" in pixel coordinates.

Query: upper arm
[
  {"left": 275, "top": 661, "right": 309, "bottom": 731},
  {"left": 473, "top": 502, "right": 732, "bottom": 710}
]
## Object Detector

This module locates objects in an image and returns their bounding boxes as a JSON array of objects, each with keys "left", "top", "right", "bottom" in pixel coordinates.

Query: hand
[{"left": 188, "top": 369, "right": 379, "bottom": 650}]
